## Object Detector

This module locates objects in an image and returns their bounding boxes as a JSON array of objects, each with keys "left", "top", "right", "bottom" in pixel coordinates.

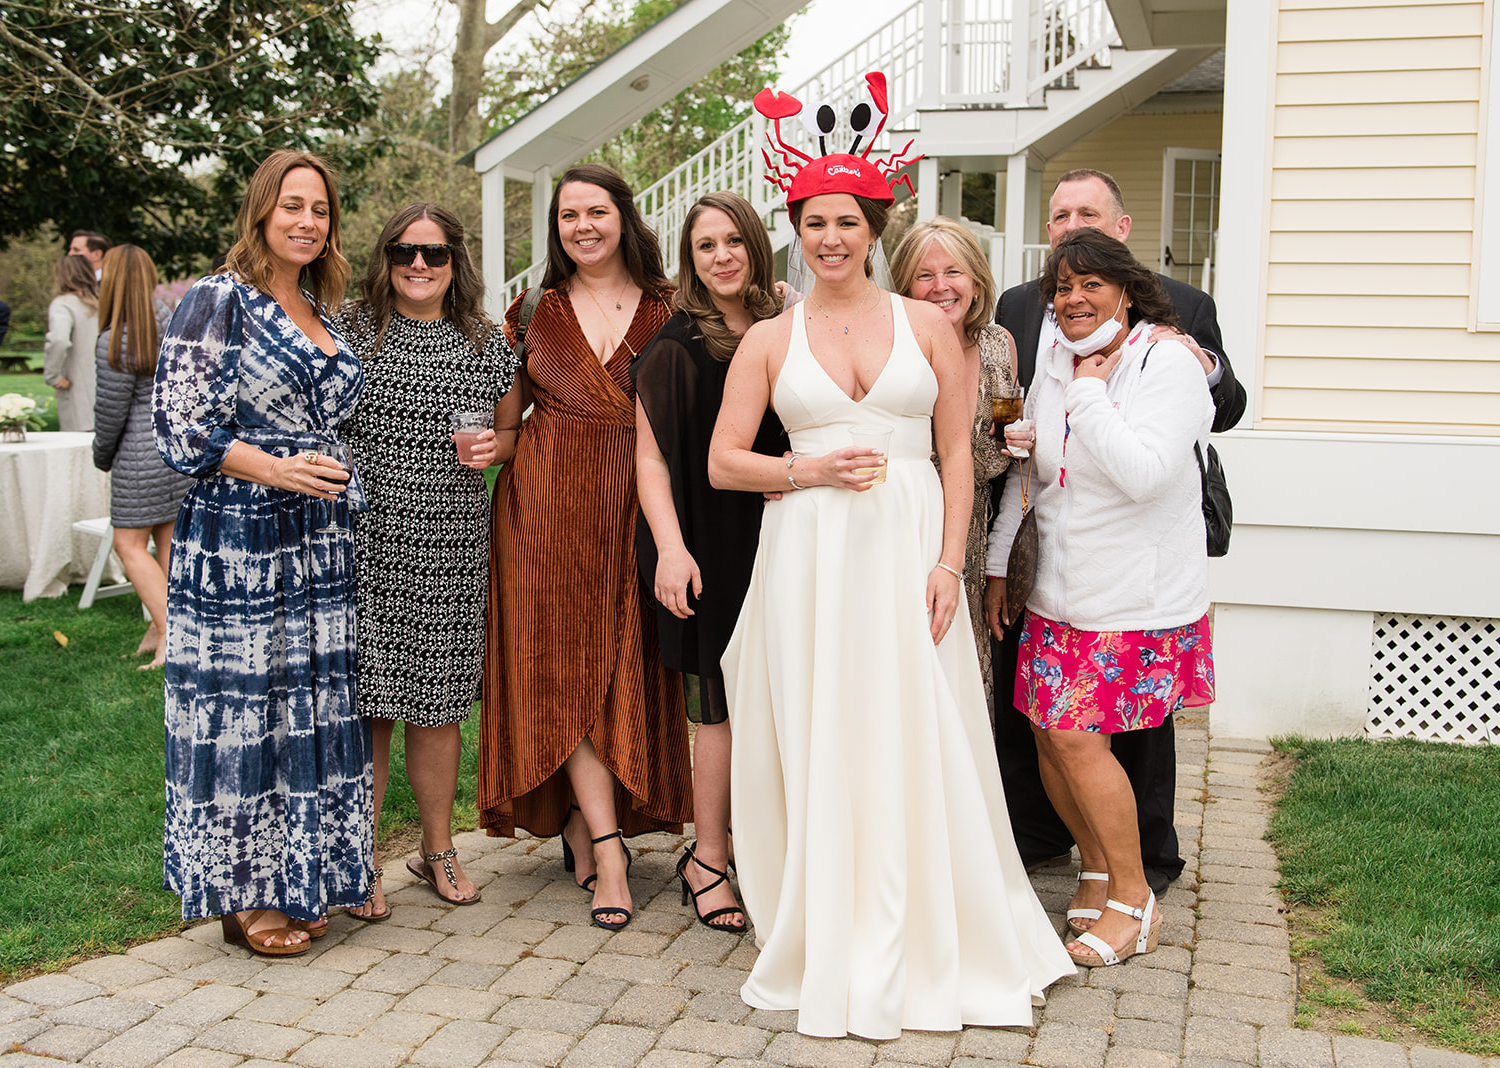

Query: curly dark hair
[
  {"left": 1041, "top": 229, "right": 1180, "bottom": 332},
  {"left": 675, "top": 192, "right": 779, "bottom": 362},
  {"left": 345, "top": 202, "right": 493, "bottom": 357},
  {"left": 541, "top": 164, "right": 671, "bottom": 297}
]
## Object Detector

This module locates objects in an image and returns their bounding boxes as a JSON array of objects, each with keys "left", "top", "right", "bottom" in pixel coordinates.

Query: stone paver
[{"left": 4, "top": 712, "right": 1438, "bottom": 1068}]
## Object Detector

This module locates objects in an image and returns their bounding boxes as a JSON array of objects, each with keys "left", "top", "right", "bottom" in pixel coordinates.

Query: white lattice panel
[{"left": 1367, "top": 614, "right": 1499, "bottom": 745}]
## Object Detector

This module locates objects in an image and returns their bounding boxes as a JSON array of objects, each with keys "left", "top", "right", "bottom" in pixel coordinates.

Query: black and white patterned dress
[{"left": 337, "top": 310, "right": 518, "bottom": 726}]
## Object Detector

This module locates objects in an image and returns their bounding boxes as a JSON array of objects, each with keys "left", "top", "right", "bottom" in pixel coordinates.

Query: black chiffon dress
[{"left": 632, "top": 310, "right": 785, "bottom": 724}]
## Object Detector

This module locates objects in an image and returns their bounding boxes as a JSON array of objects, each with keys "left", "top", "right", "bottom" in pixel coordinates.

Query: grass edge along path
[
  {"left": 1268, "top": 735, "right": 1500, "bottom": 1056},
  {"left": 0, "top": 588, "right": 481, "bottom": 982}
]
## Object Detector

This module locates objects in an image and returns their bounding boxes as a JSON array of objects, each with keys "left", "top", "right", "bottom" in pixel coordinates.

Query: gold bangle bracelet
[{"left": 935, "top": 562, "right": 963, "bottom": 580}]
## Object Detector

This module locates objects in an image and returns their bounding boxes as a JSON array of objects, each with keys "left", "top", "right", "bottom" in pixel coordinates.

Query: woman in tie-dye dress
[{"left": 154, "top": 151, "right": 373, "bottom": 957}]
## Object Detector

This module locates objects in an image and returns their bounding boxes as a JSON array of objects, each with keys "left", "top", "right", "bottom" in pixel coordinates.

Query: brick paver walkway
[{"left": 2, "top": 713, "right": 1484, "bottom": 1068}]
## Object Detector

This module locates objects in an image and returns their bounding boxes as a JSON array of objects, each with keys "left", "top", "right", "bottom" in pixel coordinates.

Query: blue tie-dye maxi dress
[{"left": 154, "top": 272, "right": 373, "bottom": 921}]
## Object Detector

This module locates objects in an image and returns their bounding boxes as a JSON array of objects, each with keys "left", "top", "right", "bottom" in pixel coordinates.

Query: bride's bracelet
[
  {"left": 786, "top": 453, "right": 805, "bottom": 490},
  {"left": 935, "top": 562, "right": 963, "bottom": 581}
]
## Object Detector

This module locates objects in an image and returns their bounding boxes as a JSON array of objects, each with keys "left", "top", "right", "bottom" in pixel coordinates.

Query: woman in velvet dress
[
  {"left": 479, "top": 164, "right": 692, "bottom": 931},
  {"left": 633, "top": 191, "right": 785, "bottom": 932}
]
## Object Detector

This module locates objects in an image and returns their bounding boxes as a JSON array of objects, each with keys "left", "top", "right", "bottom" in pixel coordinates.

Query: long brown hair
[
  {"left": 97, "top": 245, "right": 161, "bottom": 376},
  {"left": 1041, "top": 229, "right": 1181, "bottom": 332},
  {"left": 541, "top": 164, "right": 670, "bottom": 296},
  {"left": 347, "top": 202, "right": 493, "bottom": 356},
  {"left": 889, "top": 217, "right": 997, "bottom": 346},
  {"left": 675, "top": 192, "right": 778, "bottom": 362},
  {"left": 223, "top": 150, "right": 350, "bottom": 312},
  {"left": 53, "top": 254, "right": 99, "bottom": 308}
]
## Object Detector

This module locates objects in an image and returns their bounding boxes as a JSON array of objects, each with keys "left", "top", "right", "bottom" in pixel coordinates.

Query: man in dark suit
[{"left": 988, "top": 168, "right": 1246, "bottom": 894}]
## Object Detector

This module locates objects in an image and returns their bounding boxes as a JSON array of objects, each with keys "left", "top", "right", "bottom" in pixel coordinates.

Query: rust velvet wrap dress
[{"left": 478, "top": 287, "right": 693, "bottom": 839}]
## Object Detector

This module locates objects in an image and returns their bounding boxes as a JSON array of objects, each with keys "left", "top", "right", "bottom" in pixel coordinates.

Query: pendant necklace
[
  {"left": 578, "top": 275, "right": 628, "bottom": 310},
  {"left": 807, "top": 285, "right": 877, "bottom": 336},
  {"left": 574, "top": 278, "right": 638, "bottom": 359}
]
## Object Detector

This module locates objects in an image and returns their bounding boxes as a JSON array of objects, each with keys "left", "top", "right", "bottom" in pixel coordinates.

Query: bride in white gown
[{"left": 708, "top": 159, "right": 1074, "bottom": 1040}]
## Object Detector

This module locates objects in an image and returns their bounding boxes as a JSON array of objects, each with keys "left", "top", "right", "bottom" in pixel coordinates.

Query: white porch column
[
  {"left": 939, "top": 170, "right": 963, "bottom": 218},
  {"left": 482, "top": 167, "right": 505, "bottom": 320},
  {"left": 917, "top": 157, "right": 940, "bottom": 220},
  {"left": 531, "top": 165, "right": 553, "bottom": 283},
  {"left": 1006, "top": 0, "right": 1032, "bottom": 108},
  {"left": 921, "top": 0, "right": 944, "bottom": 108},
  {"left": 1003, "top": 151, "right": 1041, "bottom": 289}
]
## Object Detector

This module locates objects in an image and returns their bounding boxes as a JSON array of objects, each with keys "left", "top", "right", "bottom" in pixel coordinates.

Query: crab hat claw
[
  {"left": 864, "top": 72, "right": 888, "bottom": 115},
  {"left": 754, "top": 88, "right": 803, "bottom": 121}
]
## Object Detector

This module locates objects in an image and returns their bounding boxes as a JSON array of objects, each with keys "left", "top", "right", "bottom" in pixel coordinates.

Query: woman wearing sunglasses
[{"left": 335, "top": 203, "right": 518, "bottom": 920}]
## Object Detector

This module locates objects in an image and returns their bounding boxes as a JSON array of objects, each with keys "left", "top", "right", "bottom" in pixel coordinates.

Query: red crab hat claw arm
[
  {"left": 754, "top": 88, "right": 814, "bottom": 164},
  {"left": 860, "top": 72, "right": 890, "bottom": 158}
]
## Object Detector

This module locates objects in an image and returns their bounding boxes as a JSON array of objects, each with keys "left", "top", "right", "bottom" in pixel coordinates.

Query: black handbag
[
  {"left": 1196, "top": 441, "right": 1232, "bottom": 557},
  {"left": 1139, "top": 342, "right": 1233, "bottom": 558}
]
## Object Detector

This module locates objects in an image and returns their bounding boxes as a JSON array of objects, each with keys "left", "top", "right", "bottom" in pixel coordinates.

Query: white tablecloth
[{"left": 0, "top": 431, "right": 117, "bottom": 601}]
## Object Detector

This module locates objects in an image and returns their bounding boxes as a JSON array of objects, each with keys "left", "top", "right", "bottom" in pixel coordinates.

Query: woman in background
[
  {"left": 890, "top": 217, "right": 1018, "bottom": 707},
  {"left": 92, "top": 244, "right": 195, "bottom": 668},
  {"left": 45, "top": 254, "right": 100, "bottom": 431},
  {"left": 479, "top": 163, "right": 692, "bottom": 932},
  {"left": 634, "top": 191, "right": 783, "bottom": 932},
  {"left": 338, "top": 203, "right": 517, "bottom": 920},
  {"left": 155, "top": 150, "right": 371, "bottom": 956}
]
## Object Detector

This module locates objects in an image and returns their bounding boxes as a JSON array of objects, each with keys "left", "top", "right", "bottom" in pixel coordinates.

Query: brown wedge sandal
[{"left": 221, "top": 910, "right": 311, "bottom": 957}]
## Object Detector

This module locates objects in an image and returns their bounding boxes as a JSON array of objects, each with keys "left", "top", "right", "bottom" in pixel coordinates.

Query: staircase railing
[{"left": 498, "top": 0, "right": 1118, "bottom": 300}]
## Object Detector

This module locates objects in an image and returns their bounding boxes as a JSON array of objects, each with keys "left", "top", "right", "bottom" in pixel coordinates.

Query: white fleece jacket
[{"left": 987, "top": 321, "right": 1213, "bottom": 631}]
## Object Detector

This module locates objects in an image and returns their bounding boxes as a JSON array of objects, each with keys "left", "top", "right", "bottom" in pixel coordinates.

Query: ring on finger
[{"left": 304, "top": 451, "right": 319, "bottom": 464}]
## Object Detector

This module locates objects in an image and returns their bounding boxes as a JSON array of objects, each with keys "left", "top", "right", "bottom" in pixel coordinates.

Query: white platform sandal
[
  {"left": 1065, "top": 870, "right": 1110, "bottom": 935},
  {"left": 1067, "top": 890, "right": 1160, "bottom": 967}
]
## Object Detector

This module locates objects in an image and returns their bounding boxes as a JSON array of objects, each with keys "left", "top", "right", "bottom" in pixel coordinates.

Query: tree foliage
[
  {"left": 333, "top": 70, "right": 483, "bottom": 291},
  {"left": 449, "top": 0, "right": 543, "bottom": 156},
  {"left": 0, "top": 0, "right": 383, "bottom": 273}
]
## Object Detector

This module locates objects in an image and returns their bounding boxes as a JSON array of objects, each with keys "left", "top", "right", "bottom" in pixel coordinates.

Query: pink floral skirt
[{"left": 1016, "top": 612, "right": 1215, "bottom": 733}]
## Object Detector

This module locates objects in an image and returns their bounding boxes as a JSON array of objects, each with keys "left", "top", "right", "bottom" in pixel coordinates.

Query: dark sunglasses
[{"left": 385, "top": 242, "right": 453, "bottom": 268}]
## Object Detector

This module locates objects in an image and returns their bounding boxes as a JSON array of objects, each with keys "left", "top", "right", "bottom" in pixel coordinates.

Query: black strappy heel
[
  {"left": 560, "top": 805, "right": 595, "bottom": 890},
  {"left": 588, "top": 830, "right": 633, "bottom": 931},
  {"left": 677, "top": 843, "right": 746, "bottom": 933}
]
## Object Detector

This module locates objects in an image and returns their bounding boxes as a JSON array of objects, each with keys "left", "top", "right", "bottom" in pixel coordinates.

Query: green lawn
[
  {"left": 0, "top": 587, "right": 480, "bottom": 981},
  {"left": 1270, "top": 735, "right": 1500, "bottom": 1054}
]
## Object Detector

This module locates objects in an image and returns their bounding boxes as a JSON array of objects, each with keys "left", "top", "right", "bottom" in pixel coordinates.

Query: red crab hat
[
  {"left": 754, "top": 71, "right": 922, "bottom": 207},
  {"left": 787, "top": 154, "right": 896, "bottom": 206}
]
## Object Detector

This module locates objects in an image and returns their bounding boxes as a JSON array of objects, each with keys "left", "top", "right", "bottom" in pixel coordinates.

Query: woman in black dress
[
  {"left": 337, "top": 203, "right": 517, "bottom": 920},
  {"left": 633, "top": 191, "right": 784, "bottom": 931}
]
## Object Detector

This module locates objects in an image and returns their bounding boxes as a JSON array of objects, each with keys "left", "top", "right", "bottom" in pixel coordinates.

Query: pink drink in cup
[{"left": 450, "top": 410, "right": 493, "bottom": 465}]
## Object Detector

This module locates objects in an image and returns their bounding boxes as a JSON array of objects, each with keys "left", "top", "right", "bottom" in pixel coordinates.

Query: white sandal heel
[
  {"left": 1068, "top": 890, "right": 1159, "bottom": 967},
  {"left": 1066, "top": 870, "right": 1109, "bottom": 935}
]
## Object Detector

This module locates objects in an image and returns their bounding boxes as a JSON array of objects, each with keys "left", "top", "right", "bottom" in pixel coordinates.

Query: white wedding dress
[{"left": 723, "top": 294, "right": 1075, "bottom": 1039}]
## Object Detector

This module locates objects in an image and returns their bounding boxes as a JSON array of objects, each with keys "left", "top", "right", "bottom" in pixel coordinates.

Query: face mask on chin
[{"left": 1051, "top": 290, "right": 1127, "bottom": 358}]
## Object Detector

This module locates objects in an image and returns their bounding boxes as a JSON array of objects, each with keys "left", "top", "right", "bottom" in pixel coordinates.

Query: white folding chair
[{"left": 72, "top": 517, "right": 136, "bottom": 608}]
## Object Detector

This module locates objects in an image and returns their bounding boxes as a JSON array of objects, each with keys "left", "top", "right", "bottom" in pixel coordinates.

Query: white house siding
[
  {"left": 1263, "top": 0, "right": 1496, "bottom": 435},
  {"left": 1041, "top": 110, "right": 1224, "bottom": 273},
  {"left": 1209, "top": 0, "right": 1500, "bottom": 744}
]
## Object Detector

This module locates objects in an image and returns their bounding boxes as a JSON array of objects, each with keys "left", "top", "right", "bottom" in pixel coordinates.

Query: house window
[{"left": 1160, "top": 148, "right": 1221, "bottom": 294}]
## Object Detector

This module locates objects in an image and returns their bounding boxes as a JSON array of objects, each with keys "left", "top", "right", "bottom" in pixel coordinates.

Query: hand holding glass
[
  {"left": 313, "top": 443, "right": 353, "bottom": 534},
  {"left": 992, "top": 386, "right": 1030, "bottom": 459},
  {"left": 450, "top": 411, "right": 494, "bottom": 467},
  {"left": 848, "top": 424, "right": 893, "bottom": 486}
]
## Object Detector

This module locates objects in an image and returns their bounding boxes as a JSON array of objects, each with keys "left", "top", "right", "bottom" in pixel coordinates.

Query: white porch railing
[{"left": 498, "top": 0, "right": 1119, "bottom": 301}]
